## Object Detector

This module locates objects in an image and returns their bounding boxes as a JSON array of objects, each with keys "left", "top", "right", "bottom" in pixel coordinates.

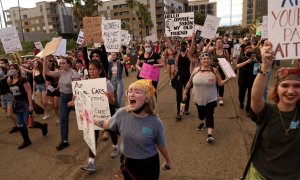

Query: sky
[{"left": 0, "top": 0, "right": 243, "bottom": 27}]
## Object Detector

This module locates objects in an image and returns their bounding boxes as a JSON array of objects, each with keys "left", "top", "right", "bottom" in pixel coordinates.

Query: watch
[{"left": 258, "top": 65, "right": 270, "bottom": 76}]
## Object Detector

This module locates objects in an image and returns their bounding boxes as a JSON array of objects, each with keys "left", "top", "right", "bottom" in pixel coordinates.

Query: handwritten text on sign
[
  {"left": 217, "top": 58, "right": 236, "bottom": 78},
  {"left": 83, "top": 16, "right": 103, "bottom": 43},
  {"left": 72, "top": 78, "right": 111, "bottom": 131},
  {"left": 139, "top": 63, "right": 160, "bottom": 81},
  {"left": 268, "top": 0, "right": 300, "bottom": 60},
  {"left": 0, "top": 27, "right": 23, "bottom": 54},
  {"left": 165, "top": 12, "right": 194, "bottom": 37},
  {"left": 201, "top": 15, "right": 221, "bottom": 39},
  {"left": 102, "top": 20, "right": 121, "bottom": 52}
]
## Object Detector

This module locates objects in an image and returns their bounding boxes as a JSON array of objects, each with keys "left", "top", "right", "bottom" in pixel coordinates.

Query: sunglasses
[{"left": 201, "top": 53, "right": 210, "bottom": 58}]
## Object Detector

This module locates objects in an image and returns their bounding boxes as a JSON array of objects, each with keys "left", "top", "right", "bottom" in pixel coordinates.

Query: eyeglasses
[{"left": 127, "top": 89, "right": 145, "bottom": 95}]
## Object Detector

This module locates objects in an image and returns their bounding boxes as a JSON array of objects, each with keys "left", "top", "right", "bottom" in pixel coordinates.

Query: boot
[
  {"left": 18, "top": 126, "right": 32, "bottom": 149},
  {"left": 33, "top": 121, "right": 48, "bottom": 136}
]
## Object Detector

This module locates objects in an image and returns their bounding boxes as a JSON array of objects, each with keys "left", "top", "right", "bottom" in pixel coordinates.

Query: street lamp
[{"left": 18, "top": 0, "right": 25, "bottom": 42}]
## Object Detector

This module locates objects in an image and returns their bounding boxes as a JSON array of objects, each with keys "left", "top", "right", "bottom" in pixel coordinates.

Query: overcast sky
[{"left": 0, "top": 0, "right": 243, "bottom": 27}]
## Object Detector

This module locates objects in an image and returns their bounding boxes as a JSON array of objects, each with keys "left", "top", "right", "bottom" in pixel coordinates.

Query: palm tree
[
  {"left": 136, "top": 2, "right": 153, "bottom": 40},
  {"left": 125, "top": 0, "right": 137, "bottom": 40}
]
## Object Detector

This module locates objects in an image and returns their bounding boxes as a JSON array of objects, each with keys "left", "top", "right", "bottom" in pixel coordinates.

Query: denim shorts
[
  {"left": 36, "top": 83, "right": 46, "bottom": 93},
  {"left": 1, "top": 93, "right": 14, "bottom": 108}
]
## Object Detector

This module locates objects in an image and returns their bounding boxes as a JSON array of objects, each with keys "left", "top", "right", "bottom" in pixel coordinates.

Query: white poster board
[
  {"left": 261, "top": 16, "right": 268, "bottom": 39},
  {"left": 121, "top": 30, "right": 130, "bottom": 45},
  {"left": 0, "top": 26, "right": 23, "bottom": 54},
  {"left": 268, "top": 0, "right": 300, "bottom": 60},
  {"left": 201, "top": 15, "right": 221, "bottom": 39},
  {"left": 165, "top": 12, "right": 194, "bottom": 37},
  {"left": 34, "top": 42, "right": 43, "bottom": 50},
  {"left": 53, "top": 38, "right": 67, "bottom": 57},
  {"left": 102, "top": 20, "right": 121, "bottom": 52},
  {"left": 72, "top": 78, "right": 111, "bottom": 131},
  {"left": 145, "top": 34, "right": 158, "bottom": 42},
  {"left": 217, "top": 58, "right": 236, "bottom": 78},
  {"left": 78, "top": 90, "right": 96, "bottom": 156},
  {"left": 233, "top": 44, "right": 241, "bottom": 57},
  {"left": 76, "top": 29, "right": 84, "bottom": 45}
]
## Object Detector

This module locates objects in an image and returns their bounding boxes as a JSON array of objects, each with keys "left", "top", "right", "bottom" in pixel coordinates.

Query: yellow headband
[{"left": 135, "top": 79, "right": 156, "bottom": 97}]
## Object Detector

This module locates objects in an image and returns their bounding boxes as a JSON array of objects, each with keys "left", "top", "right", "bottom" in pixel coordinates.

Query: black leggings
[
  {"left": 196, "top": 101, "right": 217, "bottom": 129},
  {"left": 217, "top": 67, "right": 225, "bottom": 97},
  {"left": 175, "top": 78, "right": 190, "bottom": 115},
  {"left": 120, "top": 153, "right": 160, "bottom": 180}
]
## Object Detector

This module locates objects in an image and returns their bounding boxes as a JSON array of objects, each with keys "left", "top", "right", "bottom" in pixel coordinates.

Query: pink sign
[{"left": 139, "top": 63, "right": 160, "bottom": 81}]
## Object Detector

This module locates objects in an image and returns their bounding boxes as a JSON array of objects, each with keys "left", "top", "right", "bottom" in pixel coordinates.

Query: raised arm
[
  {"left": 43, "top": 56, "right": 59, "bottom": 78},
  {"left": 187, "top": 33, "right": 196, "bottom": 58}
]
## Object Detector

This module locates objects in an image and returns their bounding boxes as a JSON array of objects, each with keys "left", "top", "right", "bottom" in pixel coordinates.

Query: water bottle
[
  {"left": 180, "top": 102, "right": 185, "bottom": 116},
  {"left": 27, "top": 111, "right": 34, "bottom": 128}
]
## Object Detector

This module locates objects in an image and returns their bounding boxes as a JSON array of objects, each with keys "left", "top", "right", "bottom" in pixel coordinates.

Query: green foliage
[
  {"left": 194, "top": 12, "right": 206, "bottom": 25},
  {"left": 21, "top": 41, "right": 35, "bottom": 53}
]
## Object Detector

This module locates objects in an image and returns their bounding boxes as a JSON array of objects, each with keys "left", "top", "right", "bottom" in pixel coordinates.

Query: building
[
  {"left": 188, "top": 0, "right": 217, "bottom": 17},
  {"left": 98, "top": 0, "right": 188, "bottom": 40},
  {"left": 4, "top": 1, "right": 76, "bottom": 41},
  {"left": 242, "top": 0, "right": 268, "bottom": 28}
]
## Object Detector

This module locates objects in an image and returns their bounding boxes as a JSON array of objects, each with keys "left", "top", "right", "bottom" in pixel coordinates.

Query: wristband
[{"left": 258, "top": 65, "right": 270, "bottom": 76}]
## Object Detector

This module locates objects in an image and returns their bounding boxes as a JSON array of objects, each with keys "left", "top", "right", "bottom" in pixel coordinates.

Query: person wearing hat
[
  {"left": 242, "top": 41, "right": 300, "bottom": 179},
  {"left": 94, "top": 79, "right": 172, "bottom": 180}
]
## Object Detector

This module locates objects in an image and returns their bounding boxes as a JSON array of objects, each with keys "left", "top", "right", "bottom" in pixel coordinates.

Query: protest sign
[
  {"left": 72, "top": 78, "right": 110, "bottom": 131},
  {"left": 78, "top": 90, "right": 96, "bottom": 156},
  {"left": 268, "top": 1, "right": 300, "bottom": 60},
  {"left": 145, "top": 34, "right": 158, "bottom": 42},
  {"left": 139, "top": 63, "right": 160, "bottom": 81},
  {"left": 94, "top": 43, "right": 101, "bottom": 48},
  {"left": 201, "top": 15, "right": 221, "bottom": 39},
  {"left": 83, "top": 16, "right": 103, "bottom": 43},
  {"left": 76, "top": 29, "right": 84, "bottom": 45},
  {"left": 233, "top": 44, "right": 241, "bottom": 57},
  {"left": 121, "top": 30, "right": 130, "bottom": 45},
  {"left": 42, "top": 37, "right": 61, "bottom": 58},
  {"left": 102, "top": 20, "right": 121, "bottom": 52},
  {"left": 194, "top": 24, "right": 203, "bottom": 42},
  {"left": 0, "top": 26, "right": 23, "bottom": 54},
  {"left": 165, "top": 12, "right": 194, "bottom": 37},
  {"left": 217, "top": 58, "right": 236, "bottom": 78},
  {"left": 53, "top": 38, "right": 66, "bottom": 57},
  {"left": 34, "top": 42, "right": 43, "bottom": 50},
  {"left": 261, "top": 16, "right": 268, "bottom": 39}
]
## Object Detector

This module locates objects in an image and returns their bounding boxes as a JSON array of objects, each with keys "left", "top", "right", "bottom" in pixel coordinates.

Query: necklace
[{"left": 278, "top": 107, "right": 297, "bottom": 137}]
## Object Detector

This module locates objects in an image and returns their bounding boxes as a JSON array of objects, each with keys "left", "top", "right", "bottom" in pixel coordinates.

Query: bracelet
[{"left": 258, "top": 65, "right": 270, "bottom": 76}]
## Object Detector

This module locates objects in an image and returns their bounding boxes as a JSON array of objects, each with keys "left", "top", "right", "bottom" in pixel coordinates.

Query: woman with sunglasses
[
  {"left": 242, "top": 41, "right": 300, "bottom": 179},
  {"left": 183, "top": 53, "right": 230, "bottom": 143},
  {"left": 43, "top": 56, "right": 81, "bottom": 150}
]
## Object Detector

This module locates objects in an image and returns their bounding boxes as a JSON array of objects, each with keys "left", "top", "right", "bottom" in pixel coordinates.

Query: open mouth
[{"left": 129, "top": 99, "right": 136, "bottom": 105}]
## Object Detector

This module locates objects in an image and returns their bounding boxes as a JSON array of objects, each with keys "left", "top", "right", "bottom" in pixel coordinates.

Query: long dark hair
[{"left": 89, "top": 60, "right": 107, "bottom": 78}]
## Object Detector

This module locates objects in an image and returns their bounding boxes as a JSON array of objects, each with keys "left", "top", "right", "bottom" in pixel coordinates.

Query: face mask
[
  {"left": 145, "top": 47, "right": 152, "bottom": 53},
  {"left": 8, "top": 69, "right": 18, "bottom": 76},
  {"left": 245, "top": 51, "right": 253, "bottom": 58},
  {"left": 181, "top": 47, "right": 187, "bottom": 52}
]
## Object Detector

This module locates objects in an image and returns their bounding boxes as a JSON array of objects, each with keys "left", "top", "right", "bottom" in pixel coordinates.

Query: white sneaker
[
  {"left": 207, "top": 136, "right": 215, "bottom": 143},
  {"left": 43, "top": 114, "right": 50, "bottom": 120},
  {"left": 219, "top": 99, "right": 224, "bottom": 106},
  {"left": 81, "top": 162, "right": 96, "bottom": 172}
]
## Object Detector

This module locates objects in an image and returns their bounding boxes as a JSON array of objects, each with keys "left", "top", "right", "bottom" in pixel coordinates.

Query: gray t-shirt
[
  {"left": 109, "top": 108, "right": 167, "bottom": 159},
  {"left": 57, "top": 69, "right": 80, "bottom": 94}
]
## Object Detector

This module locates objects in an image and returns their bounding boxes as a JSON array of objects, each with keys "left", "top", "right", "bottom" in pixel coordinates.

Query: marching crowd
[{"left": 0, "top": 32, "right": 299, "bottom": 179}]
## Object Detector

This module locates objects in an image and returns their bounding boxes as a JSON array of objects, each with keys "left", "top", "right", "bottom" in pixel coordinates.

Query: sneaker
[
  {"left": 197, "top": 123, "right": 205, "bottom": 131},
  {"left": 43, "top": 114, "right": 50, "bottom": 120},
  {"left": 18, "top": 140, "right": 32, "bottom": 149},
  {"left": 219, "top": 99, "right": 224, "bottom": 106},
  {"left": 110, "top": 146, "right": 119, "bottom": 158},
  {"left": 207, "top": 135, "right": 215, "bottom": 143},
  {"left": 42, "top": 123, "right": 48, "bottom": 136},
  {"left": 56, "top": 142, "right": 69, "bottom": 151},
  {"left": 175, "top": 115, "right": 182, "bottom": 121},
  {"left": 9, "top": 126, "right": 19, "bottom": 134},
  {"left": 81, "top": 162, "right": 96, "bottom": 172}
]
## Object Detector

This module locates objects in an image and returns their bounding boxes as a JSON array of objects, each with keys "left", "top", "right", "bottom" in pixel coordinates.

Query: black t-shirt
[
  {"left": 0, "top": 76, "right": 11, "bottom": 95},
  {"left": 223, "top": 41, "right": 234, "bottom": 56},
  {"left": 138, "top": 52, "right": 161, "bottom": 67},
  {"left": 252, "top": 104, "right": 300, "bottom": 179},
  {"left": 10, "top": 78, "right": 29, "bottom": 101},
  {"left": 46, "top": 75, "right": 58, "bottom": 88},
  {"left": 237, "top": 55, "right": 257, "bottom": 86}
]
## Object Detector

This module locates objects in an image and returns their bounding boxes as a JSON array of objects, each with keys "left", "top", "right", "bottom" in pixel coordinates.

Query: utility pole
[
  {"left": 18, "top": 0, "right": 25, "bottom": 42},
  {"left": 0, "top": 0, "right": 6, "bottom": 27},
  {"left": 230, "top": 0, "right": 232, "bottom": 26}
]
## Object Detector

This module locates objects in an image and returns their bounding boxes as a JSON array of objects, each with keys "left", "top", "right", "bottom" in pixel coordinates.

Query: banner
[
  {"left": 83, "top": 16, "right": 103, "bottom": 43},
  {"left": 261, "top": 16, "right": 268, "bottom": 39},
  {"left": 76, "top": 29, "right": 84, "bottom": 45},
  {"left": 145, "top": 34, "right": 158, "bottom": 42},
  {"left": 217, "top": 58, "right": 236, "bottom": 78},
  {"left": 42, "top": 37, "right": 61, "bottom": 58},
  {"left": 72, "top": 78, "right": 111, "bottom": 131},
  {"left": 102, "top": 20, "right": 121, "bottom": 52},
  {"left": 139, "top": 63, "right": 160, "bottom": 81},
  {"left": 0, "top": 26, "right": 23, "bottom": 54},
  {"left": 78, "top": 90, "right": 96, "bottom": 156},
  {"left": 165, "top": 12, "right": 194, "bottom": 37},
  {"left": 201, "top": 15, "right": 221, "bottom": 39},
  {"left": 34, "top": 42, "right": 43, "bottom": 50},
  {"left": 268, "top": 0, "right": 300, "bottom": 60}
]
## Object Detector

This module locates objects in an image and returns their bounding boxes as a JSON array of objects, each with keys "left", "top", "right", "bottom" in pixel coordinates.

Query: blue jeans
[
  {"left": 15, "top": 101, "right": 29, "bottom": 127},
  {"left": 111, "top": 78, "right": 124, "bottom": 107},
  {"left": 59, "top": 93, "right": 73, "bottom": 143}
]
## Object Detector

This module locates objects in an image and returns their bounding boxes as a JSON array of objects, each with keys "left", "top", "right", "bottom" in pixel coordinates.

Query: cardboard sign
[
  {"left": 217, "top": 58, "right": 236, "bottom": 78},
  {"left": 0, "top": 26, "right": 23, "bottom": 54},
  {"left": 78, "top": 90, "right": 96, "bottom": 156},
  {"left": 139, "top": 63, "right": 160, "bottom": 81},
  {"left": 145, "top": 34, "right": 158, "bottom": 42},
  {"left": 42, "top": 37, "right": 61, "bottom": 58},
  {"left": 72, "top": 78, "right": 111, "bottom": 131},
  {"left": 261, "top": 16, "right": 268, "bottom": 39},
  {"left": 201, "top": 15, "right": 221, "bottom": 39},
  {"left": 53, "top": 38, "right": 66, "bottom": 57},
  {"left": 165, "top": 12, "right": 194, "bottom": 37},
  {"left": 102, "top": 20, "right": 121, "bottom": 52},
  {"left": 76, "top": 29, "right": 84, "bottom": 45},
  {"left": 34, "top": 42, "right": 43, "bottom": 50},
  {"left": 268, "top": 1, "right": 300, "bottom": 60},
  {"left": 121, "top": 30, "right": 130, "bottom": 45},
  {"left": 83, "top": 16, "right": 103, "bottom": 43}
]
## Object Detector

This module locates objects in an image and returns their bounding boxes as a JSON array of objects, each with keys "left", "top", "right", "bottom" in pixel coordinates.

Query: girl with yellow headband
[{"left": 94, "top": 79, "right": 172, "bottom": 180}]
